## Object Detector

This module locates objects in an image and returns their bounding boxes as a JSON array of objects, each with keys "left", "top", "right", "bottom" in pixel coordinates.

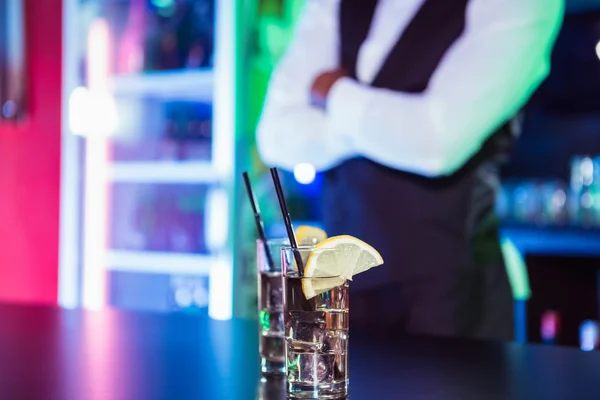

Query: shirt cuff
[{"left": 326, "top": 77, "right": 372, "bottom": 143}]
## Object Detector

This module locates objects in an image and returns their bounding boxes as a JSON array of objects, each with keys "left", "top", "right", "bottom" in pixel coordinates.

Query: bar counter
[{"left": 1, "top": 304, "right": 599, "bottom": 399}]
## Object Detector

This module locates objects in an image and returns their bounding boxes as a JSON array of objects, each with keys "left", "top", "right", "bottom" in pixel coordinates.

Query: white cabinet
[{"left": 60, "top": 0, "right": 237, "bottom": 319}]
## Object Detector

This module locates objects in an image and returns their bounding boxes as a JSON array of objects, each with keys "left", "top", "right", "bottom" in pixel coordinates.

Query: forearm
[
  {"left": 327, "top": 80, "right": 447, "bottom": 175},
  {"left": 327, "top": 61, "right": 547, "bottom": 176},
  {"left": 257, "top": 104, "right": 351, "bottom": 171}
]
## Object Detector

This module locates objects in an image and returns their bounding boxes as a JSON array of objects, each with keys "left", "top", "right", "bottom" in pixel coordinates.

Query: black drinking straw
[
  {"left": 242, "top": 171, "right": 276, "bottom": 270},
  {"left": 269, "top": 167, "right": 304, "bottom": 275}
]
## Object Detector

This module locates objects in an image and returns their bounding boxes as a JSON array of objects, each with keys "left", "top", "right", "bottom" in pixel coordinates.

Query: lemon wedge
[
  {"left": 295, "top": 225, "right": 328, "bottom": 246},
  {"left": 301, "top": 235, "right": 384, "bottom": 299}
]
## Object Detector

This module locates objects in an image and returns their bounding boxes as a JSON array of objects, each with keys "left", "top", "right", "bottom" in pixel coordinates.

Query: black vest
[{"left": 322, "top": 0, "right": 513, "bottom": 289}]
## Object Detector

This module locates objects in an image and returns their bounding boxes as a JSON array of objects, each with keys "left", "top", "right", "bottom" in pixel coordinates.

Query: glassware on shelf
[
  {"left": 169, "top": 276, "right": 210, "bottom": 310},
  {"left": 116, "top": 0, "right": 146, "bottom": 75},
  {"left": 541, "top": 310, "right": 561, "bottom": 345},
  {"left": 109, "top": 99, "right": 212, "bottom": 162},
  {"left": 579, "top": 320, "right": 600, "bottom": 352},
  {"left": 109, "top": 183, "right": 208, "bottom": 254},
  {"left": 539, "top": 180, "right": 568, "bottom": 226},
  {"left": 511, "top": 181, "right": 544, "bottom": 225},
  {"left": 83, "top": 0, "right": 215, "bottom": 75},
  {"left": 495, "top": 183, "right": 509, "bottom": 221},
  {"left": 500, "top": 179, "right": 567, "bottom": 227},
  {"left": 568, "top": 156, "right": 600, "bottom": 227},
  {"left": 142, "top": 0, "right": 215, "bottom": 72}
]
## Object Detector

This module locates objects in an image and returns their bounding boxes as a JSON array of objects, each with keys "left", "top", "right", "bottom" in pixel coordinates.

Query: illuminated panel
[
  {"left": 81, "top": 18, "right": 111, "bottom": 310},
  {"left": 209, "top": 0, "right": 236, "bottom": 320},
  {"left": 59, "top": 0, "right": 80, "bottom": 307}
]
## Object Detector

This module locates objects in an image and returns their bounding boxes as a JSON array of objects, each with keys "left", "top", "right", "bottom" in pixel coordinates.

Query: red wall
[{"left": 0, "top": 1, "right": 62, "bottom": 304}]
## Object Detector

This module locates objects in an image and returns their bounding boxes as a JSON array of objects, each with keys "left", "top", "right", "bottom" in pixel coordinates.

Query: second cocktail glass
[{"left": 257, "top": 238, "right": 289, "bottom": 376}]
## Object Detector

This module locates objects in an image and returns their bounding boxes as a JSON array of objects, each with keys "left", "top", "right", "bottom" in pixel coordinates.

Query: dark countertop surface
[{"left": 1, "top": 303, "right": 599, "bottom": 400}]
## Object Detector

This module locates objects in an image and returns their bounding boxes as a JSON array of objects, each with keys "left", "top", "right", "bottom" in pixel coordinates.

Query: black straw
[
  {"left": 242, "top": 172, "right": 276, "bottom": 270},
  {"left": 269, "top": 168, "right": 304, "bottom": 275}
]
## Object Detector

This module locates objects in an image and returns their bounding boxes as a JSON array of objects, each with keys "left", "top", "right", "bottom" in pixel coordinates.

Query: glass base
[
  {"left": 287, "top": 381, "right": 347, "bottom": 399},
  {"left": 261, "top": 358, "right": 285, "bottom": 376}
]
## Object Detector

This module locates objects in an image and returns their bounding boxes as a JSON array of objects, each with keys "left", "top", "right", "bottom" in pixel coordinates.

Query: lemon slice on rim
[
  {"left": 295, "top": 225, "right": 328, "bottom": 246},
  {"left": 301, "top": 235, "right": 384, "bottom": 299}
]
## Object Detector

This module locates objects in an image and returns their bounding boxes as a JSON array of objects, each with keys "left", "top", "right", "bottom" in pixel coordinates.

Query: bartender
[{"left": 257, "top": 0, "right": 563, "bottom": 340}]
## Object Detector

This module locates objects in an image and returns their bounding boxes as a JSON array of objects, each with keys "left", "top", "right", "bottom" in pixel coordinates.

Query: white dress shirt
[{"left": 257, "top": 0, "right": 564, "bottom": 176}]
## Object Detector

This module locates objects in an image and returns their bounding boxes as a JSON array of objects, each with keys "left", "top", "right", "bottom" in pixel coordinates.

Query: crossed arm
[{"left": 257, "top": 0, "right": 564, "bottom": 176}]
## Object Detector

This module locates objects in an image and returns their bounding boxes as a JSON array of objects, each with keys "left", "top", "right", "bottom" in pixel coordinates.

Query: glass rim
[
  {"left": 282, "top": 271, "right": 345, "bottom": 279},
  {"left": 281, "top": 245, "right": 340, "bottom": 255},
  {"left": 256, "top": 237, "right": 290, "bottom": 245},
  {"left": 281, "top": 244, "right": 316, "bottom": 251},
  {"left": 281, "top": 245, "right": 344, "bottom": 279}
]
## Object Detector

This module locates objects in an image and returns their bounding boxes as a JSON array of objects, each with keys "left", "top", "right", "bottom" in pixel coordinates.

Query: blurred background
[{"left": 3, "top": 0, "right": 600, "bottom": 348}]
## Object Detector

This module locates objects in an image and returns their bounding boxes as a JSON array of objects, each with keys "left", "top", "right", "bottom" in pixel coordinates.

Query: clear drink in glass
[
  {"left": 282, "top": 246, "right": 349, "bottom": 399},
  {"left": 257, "top": 238, "right": 288, "bottom": 376}
]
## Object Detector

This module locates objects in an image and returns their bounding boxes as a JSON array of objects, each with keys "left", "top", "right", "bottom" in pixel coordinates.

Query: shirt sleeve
[
  {"left": 325, "top": 0, "right": 564, "bottom": 177},
  {"left": 256, "top": 0, "right": 352, "bottom": 172}
]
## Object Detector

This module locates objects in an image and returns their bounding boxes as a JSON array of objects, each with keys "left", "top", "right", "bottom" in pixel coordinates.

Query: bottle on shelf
[
  {"left": 143, "top": 0, "right": 215, "bottom": 72},
  {"left": 117, "top": 0, "right": 146, "bottom": 74},
  {"left": 579, "top": 320, "right": 600, "bottom": 351},
  {"left": 540, "top": 310, "right": 561, "bottom": 345},
  {"left": 568, "top": 156, "right": 600, "bottom": 228}
]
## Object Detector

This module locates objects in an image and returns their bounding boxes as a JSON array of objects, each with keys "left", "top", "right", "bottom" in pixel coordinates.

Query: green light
[
  {"left": 501, "top": 237, "right": 531, "bottom": 301},
  {"left": 151, "top": 0, "right": 176, "bottom": 17},
  {"left": 259, "top": 308, "right": 271, "bottom": 332},
  {"left": 151, "top": 0, "right": 174, "bottom": 8}
]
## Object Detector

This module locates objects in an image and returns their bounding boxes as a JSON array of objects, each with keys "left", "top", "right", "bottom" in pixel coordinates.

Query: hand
[{"left": 310, "top": 68, "right": 349, "bottom": 109}]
